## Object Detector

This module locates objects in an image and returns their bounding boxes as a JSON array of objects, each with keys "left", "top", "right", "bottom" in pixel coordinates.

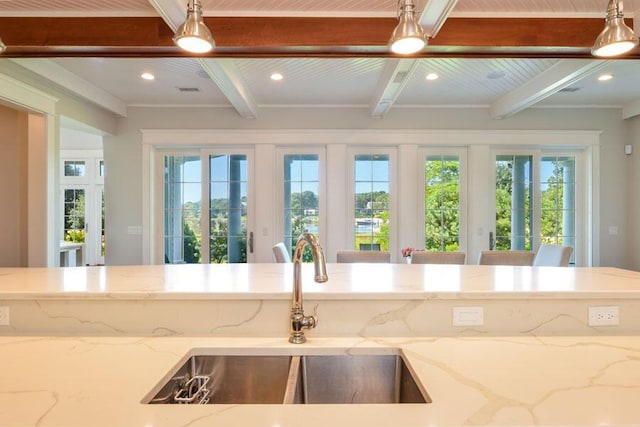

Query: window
[
  {"left": 162, "top": 151, "right": 252, "bottom": 264},
  {"left": 424, "top": 154, "right": 461, "bottom": 251},
  {"left": 209, "top": 154, "right": 248, "bottom": 264},
  {"left": 540, "top": 155, "right": 576, "bottom": 261},
  {"left": 492, "top": 152, "right": 580, "bottom": 261},
  {"left": 60, "top": 151, "right": 104, "bottom": 266},
  {"left": 164, "top": 155, "right": 201, "bottom": 264},
  {"left": 64, "top": 160, "right": 86, "bottom": 177},
  {"left": 283, "top": 154, "right": 319, "bottom": 258},
  {"left": 495, "top": 154, "right": 533, "bottom": 250},
  {"left": 353, "top": 154, "right": 390, "bottom": 251},
  {"left": 63, "top": 188, "right": 85, "bottom": 243},
  {"left": 144, "top": 129, "right": 594, "bottom": 267}
]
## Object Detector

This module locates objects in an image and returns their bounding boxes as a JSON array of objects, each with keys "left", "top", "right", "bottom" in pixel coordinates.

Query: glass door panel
[
  {"left": 283, "top": 154, "right": 320, "bottom": 260},
  {"left": 63, "top": 188, "right": 86, "bottom": 243},
  {"left": 209, "top": 154, "right": 248, "bottom": 263},
  {"left": 353, "top": 154, "right": 389, "bottom": 251},
  {"left": 540, "top": 155, "right": 576, "bottom": 264},
  {"left": 424, "top": 155, "right": 461, "bottom": 251},
  {"left": 494, "top": 154, "right": 533, "bottom": 251},
  {"left": 164, "top": 155, "right": 202, "bottom": 264}
]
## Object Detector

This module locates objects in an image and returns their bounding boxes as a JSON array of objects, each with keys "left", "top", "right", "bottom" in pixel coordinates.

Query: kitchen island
[
  {"left": 1, "top": 335, "right": 639, "bottom": 426},
  {"left": 1, "top": 263, "right": 640, "bottom": 426}
]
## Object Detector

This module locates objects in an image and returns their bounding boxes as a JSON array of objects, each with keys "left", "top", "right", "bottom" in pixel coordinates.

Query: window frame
[
  {"left": 417, "top": 147, "right": 468, "bottom": 255},
  {"left": 60, "top": 149, "right": 104, "bottom": 266},
  {"left": 156, "top": 148, "right": 255, "bottom": 264},
  {"left": 142, "top": 129, "right": 599, "bottom": 266},
  {"left": 490, "top": 148, "right": 585, "bottom": 264},
  {"left": 346, "top": 146, "right": 397, "bottom": 259},
  {"left": 275, "top": 146, "right": 326, "bottom": 257}
]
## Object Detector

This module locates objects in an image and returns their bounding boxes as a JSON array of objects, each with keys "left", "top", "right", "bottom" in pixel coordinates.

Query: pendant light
[
  {"left": 174, "top": 0, "right": 215, "bottom": 54},
  {"left": 592, "top": 0, "right": 638, "bottom": 57},
  {"left": 0, "top": 38, "right": 6, "bottom": 53},
  {"left": 389, "top": 0, "right": 427, "bottom": 55}
]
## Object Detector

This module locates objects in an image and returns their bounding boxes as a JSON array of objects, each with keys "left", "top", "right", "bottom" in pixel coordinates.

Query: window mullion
[{"left": 201, "top": 150, "right": 210, "bottom": 264}]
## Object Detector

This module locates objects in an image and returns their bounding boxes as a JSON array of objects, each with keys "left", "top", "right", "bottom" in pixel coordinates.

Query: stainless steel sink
[
  {"left": 293, "top": 354, "right": 428, "bottom": 404},
  {"left": 146, "top": 354, "right": 294, "bottom": 404},
  {"left": 144, "top": 349, "right": 430, "bottom": 405}
]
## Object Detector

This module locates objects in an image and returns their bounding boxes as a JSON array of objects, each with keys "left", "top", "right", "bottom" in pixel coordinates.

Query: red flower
[{"left": 401, "top": 247, "right": 414, "bottom": 257}]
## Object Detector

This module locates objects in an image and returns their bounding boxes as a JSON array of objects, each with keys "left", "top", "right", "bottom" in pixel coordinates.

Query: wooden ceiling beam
[{"left": 0, "top": 16, "right": 637, "bottom": 58}]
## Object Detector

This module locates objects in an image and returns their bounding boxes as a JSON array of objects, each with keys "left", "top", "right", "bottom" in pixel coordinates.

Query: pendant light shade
[
  {"left": 592, "top": 0, "right": 638, "bottom": 57},
  {"left": 0, "top": 38, "right": 6, "bottom": 53},
  {"left": 389, "top": 0, "right": 427, "bottom": 55},
  {"left": 174, "top": 0, "right": 215, "bottom": 53}
]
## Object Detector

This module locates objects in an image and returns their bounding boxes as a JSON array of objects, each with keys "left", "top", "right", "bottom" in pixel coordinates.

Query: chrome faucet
[{"left": 289, "top": 232, "right": 328, "bottom": 344}]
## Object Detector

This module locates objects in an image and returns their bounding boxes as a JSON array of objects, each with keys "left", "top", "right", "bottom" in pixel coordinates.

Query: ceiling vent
[
  {"left": 177, "top": 87, "right": 200, "bottom": 92},
  {"left": 558, "top": 87, "right": 581, "bottom": 93}
]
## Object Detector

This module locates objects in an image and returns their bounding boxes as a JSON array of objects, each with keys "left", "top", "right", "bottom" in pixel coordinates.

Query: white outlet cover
[
  {"left": 588, "top": 306, "right": 619, "bottom": 326},
  {"left": 453, "top": 306, "right": 484, "bottom": 326}
]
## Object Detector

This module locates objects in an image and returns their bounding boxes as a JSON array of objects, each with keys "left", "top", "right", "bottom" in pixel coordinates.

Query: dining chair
[
  {"left": 272, "top": 242, "right": 291, "bottom": 263},
  {"left": 336, "top": 250, "right": 391, "bottom": 263},
  {"left": 533, "top": 244, "right": 573, "bottom": 267},
  {"left": 477, "top": 250, "right": 534, "bottom": 266},
  {"left": 410, "top": 251, "right": 466, "bottom": 265}
]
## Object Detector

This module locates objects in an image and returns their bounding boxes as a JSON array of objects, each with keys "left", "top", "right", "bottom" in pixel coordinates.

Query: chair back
[
  {"left": 477, "top": 250, "right": 534, "bottom": 266},
  {"left": 336, "top": 250, "right": 391, "bottom": 263},
  {"left": 533, "top": 244, "right": 573, "bottom": 267},
  {"left": 410, "top": 251, "right": 466, "bottom": 265},
  {"left": 272, "top": 242, "right": 291, "bottom": 263}
]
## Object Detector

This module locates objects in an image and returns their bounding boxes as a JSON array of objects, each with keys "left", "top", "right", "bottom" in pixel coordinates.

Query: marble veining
[{"left": 1, "top": 335, "right": 640, "bottom": 426}]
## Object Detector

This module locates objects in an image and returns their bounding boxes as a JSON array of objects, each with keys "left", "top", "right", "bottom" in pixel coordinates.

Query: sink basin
[
  {"left": 144, "top": 349, "right": 430, "bottom": 405},
  {"left": 146, "top": 354, "right": 294, "bottom": 404},
  {"left": 293, "top": 354, "right": 428, "bottom": 404}
]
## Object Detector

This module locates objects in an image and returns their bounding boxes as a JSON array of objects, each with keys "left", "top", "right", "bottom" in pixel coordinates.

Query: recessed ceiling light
[
  {"left": 425, "top": 73, "right": 439, "bottom": 81},
  {"left": 598, "top": 73, "right": 614, "bottom": 81},
  {"left": 141, "top": 72, "right": 155, "bottom": 81},
  {"left": 270, "top": 72, "right": 283, "bottom": 81}
]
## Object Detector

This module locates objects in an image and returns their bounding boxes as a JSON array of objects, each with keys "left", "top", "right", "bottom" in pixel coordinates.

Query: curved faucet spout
[{"left": 290, "top": 233, "right": 328, "bottom": 344}]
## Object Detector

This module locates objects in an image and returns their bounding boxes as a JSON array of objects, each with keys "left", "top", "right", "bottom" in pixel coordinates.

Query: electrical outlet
[
  {"left": 0, "top": 306, "right": 9, "bottom": 326},
  {"left": 453, "top": 306, "right": 484, "bottom": 326},
  {"left": 588, "top": 306, "right": 619, "bottom": 326}
]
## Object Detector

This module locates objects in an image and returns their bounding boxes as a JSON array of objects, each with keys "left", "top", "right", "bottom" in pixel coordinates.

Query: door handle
[
  {"left": 249, "top": 231, "right": 254, "bottom": 253},
  {"left": 489, "top": 231, "right": 495, "bottom": 250}
]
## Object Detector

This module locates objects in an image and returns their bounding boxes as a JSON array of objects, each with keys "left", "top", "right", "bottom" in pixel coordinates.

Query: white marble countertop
[
  {"left": 1, "top": 335, "right": 639, "bottom": 426},
  {"left": 1, "top": 264, "right": 640, "bottom": 300}
]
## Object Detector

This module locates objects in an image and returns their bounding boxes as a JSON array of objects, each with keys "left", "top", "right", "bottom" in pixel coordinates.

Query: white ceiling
[
  {"left": 2, "top": 0, "right": 640, "bottom": 16},
  {"left": 3, "top": 0, "right": 640, "bottom": 119}
]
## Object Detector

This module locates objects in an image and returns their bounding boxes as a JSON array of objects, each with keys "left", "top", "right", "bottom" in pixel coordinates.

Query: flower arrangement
[{"left": 401, "top": 247, "right": 424, "bottom": 257}]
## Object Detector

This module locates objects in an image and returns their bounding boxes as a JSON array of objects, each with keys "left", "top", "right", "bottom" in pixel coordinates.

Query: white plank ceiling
[{"left": 2, "top": 0, "right": 640, "bottom": 119}]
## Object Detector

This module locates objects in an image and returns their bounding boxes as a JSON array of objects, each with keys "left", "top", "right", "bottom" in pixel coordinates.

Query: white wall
[
  {"left": 0, "top": 105, "right": 28, "bottom": 266},
  {"left": 105, "top": 106, "right": 631, "bottom": 268},
  {"left": 629, "top": 115, "right": 640, "bottom": 271}
]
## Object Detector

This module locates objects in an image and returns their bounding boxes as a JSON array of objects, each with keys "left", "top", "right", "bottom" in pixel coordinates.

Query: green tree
[
  {"left": 290, "top": 191, "right": 318, "bottom": 211},
  {"left": 183, "top": 222, "right": 200, "bottom": 263},
  {"left": 425, "top": 160, "right": 460, "bottom": 251},
  {"left": 209, "top": 216, "right": 247, "bottom": 263},
  {"left": 65, "top": 192, "right": 86, "bottom": 243},
  {"left": 540, "top": 161, "right": 565, "bottom": 243}
]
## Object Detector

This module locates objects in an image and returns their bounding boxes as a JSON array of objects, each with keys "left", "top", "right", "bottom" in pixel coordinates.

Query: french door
[
  {"left": 491, "top": 150, "right": 579, "bottom": 264},
  {"left": 161, "top": 149, "right": 254, "bottom": 264},
  {"left": 60, "top": 154, "right": 104, "bottom": 266}
]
